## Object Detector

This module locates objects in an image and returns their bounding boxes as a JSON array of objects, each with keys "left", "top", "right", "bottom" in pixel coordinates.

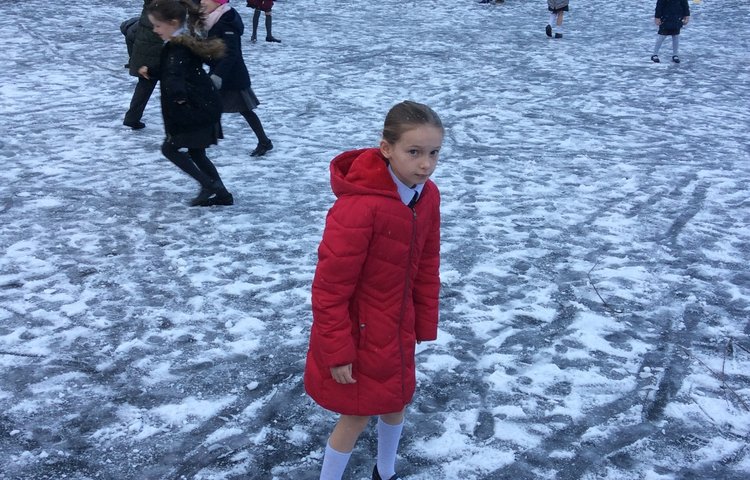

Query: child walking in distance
[
  {"left": 304, "top": 101, "right": 443, "bottom": 480},
  {"left": 246, "top": 0, "right": 280, "bottom": 42},
  {"left": 123, "top": 0, "right": 163, "bottom": 129},
  {"left": 140, "top": 0, "right": 233, "bottom": 206},
  {"left": 201, "top": 0, "right": 274, "bottom": 156},
  {"left": 546, "top": 0, "right": 569, "bottom": 39},
  {"left": 652, "top": 0, "right": 690, "bottom": 63}
]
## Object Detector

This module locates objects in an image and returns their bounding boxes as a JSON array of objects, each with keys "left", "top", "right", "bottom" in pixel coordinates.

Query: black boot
[
  {"left": 191, "top": 181, "right": 233, "bottom": 207},
  {"left": 251, "top": 9, "right": 260, "bottom": 42},
  {"left": 265, "top": 15, "right": 281, "bottom": 42},
  {"left": 250, "top": 139, "right": 273, "bottom": 157}
]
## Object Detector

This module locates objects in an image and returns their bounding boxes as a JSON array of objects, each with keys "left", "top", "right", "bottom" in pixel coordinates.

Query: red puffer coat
[{"left": 304, "top": 147, "right": 441, "bottom": 416}]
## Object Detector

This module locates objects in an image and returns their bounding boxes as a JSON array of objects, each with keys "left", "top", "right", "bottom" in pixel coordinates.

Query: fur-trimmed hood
[{"left": 170, "top": 34, "right": 225, "bottom": 62}]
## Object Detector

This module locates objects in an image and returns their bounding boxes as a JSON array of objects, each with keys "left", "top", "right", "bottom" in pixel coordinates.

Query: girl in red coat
[{"left": 304, "top": 101, "right": 443, "bottom": 480}]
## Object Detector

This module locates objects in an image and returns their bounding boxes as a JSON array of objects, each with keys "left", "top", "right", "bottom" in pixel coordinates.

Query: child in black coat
[
  {"left": 140, "top": 0, "right": 234, "bottom": 206},
  {"left": 202, "top": 0, "right": 274, "bottom": 156},
  {"left": 652, "top": 0, "right": 691, "bottom": 63}
]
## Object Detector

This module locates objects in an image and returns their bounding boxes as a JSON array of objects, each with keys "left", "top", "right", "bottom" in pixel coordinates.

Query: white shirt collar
[{"left": 388, "top": 165, "right": 424, "bottom": 206}]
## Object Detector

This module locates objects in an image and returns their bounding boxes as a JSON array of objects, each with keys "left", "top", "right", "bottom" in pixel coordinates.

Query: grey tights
[{"left": 654, "top": 34, "right": 679, "bottom": 56}]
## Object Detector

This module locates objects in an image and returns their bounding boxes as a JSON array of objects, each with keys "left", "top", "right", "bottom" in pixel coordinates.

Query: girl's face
[
  {"left": 200, "top": 0, "right": 220, "bottom": 14},
  {"left": 380, "top": 125, "right": 443, "bottom": 187},
  {"left": 149, "top": 14, "right": 182, "bottom": 41}
]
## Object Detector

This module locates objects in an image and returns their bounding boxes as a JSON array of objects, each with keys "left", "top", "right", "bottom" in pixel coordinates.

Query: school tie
[{"left": 408, "top": 191, "right": 419, "bottom": 208}]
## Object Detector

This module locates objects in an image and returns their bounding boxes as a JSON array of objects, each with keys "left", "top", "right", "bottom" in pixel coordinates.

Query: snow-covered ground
[{"left": 1, "top": 0, "right": 749, "bottom": 478}]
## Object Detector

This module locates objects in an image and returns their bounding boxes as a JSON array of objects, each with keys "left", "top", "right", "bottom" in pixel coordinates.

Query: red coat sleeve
[
  {"left": 413, "top": 191, "right": 441, "bottom": 341},
  {"left": 311, "top": 196, "right": 374, "bottom": 367}
]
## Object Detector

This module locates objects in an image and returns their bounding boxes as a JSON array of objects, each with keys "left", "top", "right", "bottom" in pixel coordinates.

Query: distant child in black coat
[
  {"left": 652, "top": 0, "right": 691, "bottom": 63},
  {"left": 123, "top": 0, "right": 164, "bottom": 130},
  {"left": 140, "top": 0, "right": 234, "bottom": 206},
  {"left": 202, "top": 0, "right": 274, "bottom": 156}
]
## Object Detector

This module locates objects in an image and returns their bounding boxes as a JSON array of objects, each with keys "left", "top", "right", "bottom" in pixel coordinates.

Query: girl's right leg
[
  {"left": 251, "top": 8, "right": 261, "bottom": 42},
  {"left": 653, "top": 34, "right": 666, "bottom": 55},
  {"left": 321, "top": 415, "right": 370, "bottom": 480}
]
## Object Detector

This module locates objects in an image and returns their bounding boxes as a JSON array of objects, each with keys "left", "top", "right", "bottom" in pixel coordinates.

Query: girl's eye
[
  {"left": 408, "top": 149, "right": 419, "bottom": 156},
  {"left": 430, "top": 150, "right": 440, "bottom": 156}
]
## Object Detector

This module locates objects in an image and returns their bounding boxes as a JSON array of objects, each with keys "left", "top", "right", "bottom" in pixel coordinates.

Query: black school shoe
[
  {"left": 372, "top": 465, "right": 399, "bottom": 480},
  {"left": 190, "top": 184, "right": 233, "bottom": 207},
  {"left": 554, "top": 32, "right": 563, "bottom": 38},
  {"left": 124, "top": 120, "right": 145, "bottom": 130},
  {"left": 266, "top": 36, "right": 281, "bottom": 43},
  {"left": 672, "top": 55, "right": 680, "bottom": 63},
  {"left": 545, "top": 24, "right": 552, "bottom": 37},
  {"left": 651, "top": 54, "right": 660, "bottom": 63},
  {"left": 250, "top": 139, "right": 273, "bottom": 157}
]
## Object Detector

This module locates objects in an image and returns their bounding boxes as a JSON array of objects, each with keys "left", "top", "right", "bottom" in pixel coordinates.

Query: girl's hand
[
  {"left": 654, "top": 18, "right": 662, "bottom": 26},
  {"left": 682, "top": 16, "right": 690, "bottom": 25},
  {"left": 138, "top": 66, "right": 150, "bottom": 79},
  {"left": 330, "top": 364, "right": 356, "bottom": 384}
]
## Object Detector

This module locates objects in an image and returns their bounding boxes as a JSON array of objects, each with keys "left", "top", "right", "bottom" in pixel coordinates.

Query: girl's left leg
[
  {"left": 671, "top": 35, "right": 680, "bottom": 57},
  {"left": 188, "top": 148, "right": 234, "bottom": 205},
  {"left": 240, "top": 110, "right": 273, "bottom": 156},
  {"left": 265, "top": 11, "right": 281, "bottom": 43},
  {"left": 375, "top": 410, "right": 405, "bottom": 480},
  {"left": 653, "top": 34, "right": 666, "bottom": 56},
  {"left": 555, "top": 12, "right": 564, "bottom": 37}
]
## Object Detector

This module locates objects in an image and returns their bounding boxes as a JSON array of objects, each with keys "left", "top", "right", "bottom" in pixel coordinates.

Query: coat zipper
[{"left": 398, "top": 206, "right": 417, "bottom": 402}]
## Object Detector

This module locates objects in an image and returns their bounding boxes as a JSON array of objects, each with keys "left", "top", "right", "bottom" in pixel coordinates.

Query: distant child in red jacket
[{"left": 304, "top": 101, "right": 443, "bottom": 480}]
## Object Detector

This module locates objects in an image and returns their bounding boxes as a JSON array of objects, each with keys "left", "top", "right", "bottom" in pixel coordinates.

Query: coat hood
[
  {"left": 170, "top": 34, "right": 225, "bottom": 61},
  {"left": 215, "top": 8, "right": 244, "bottom": 36},
  {"left": 330, "top": 148, "right": 400, "bottom": 201}
]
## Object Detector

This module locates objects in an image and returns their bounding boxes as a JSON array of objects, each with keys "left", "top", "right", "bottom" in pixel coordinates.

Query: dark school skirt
[
  {"left": 658, "top": 25, "right": 683, "bottom": 36},
  {"left": 220, "top": 88, "right": 260, "bottom": 113},
  {"left": 247, "top": 0, "right": 274, "bottom": 13},
  {"left": 549, "top": 6, "right": 569, "bottom": 13}
]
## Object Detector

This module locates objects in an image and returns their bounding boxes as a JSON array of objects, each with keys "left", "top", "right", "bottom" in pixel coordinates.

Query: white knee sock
[
  {"left": 376, "top": 418, "right": 404, "bottom": 479},
  {"left": 320, "top": 442, "right": 352, "bottom": 480},
  {"left": 549, "top": 13, "right": 557, "bottom": 31}
]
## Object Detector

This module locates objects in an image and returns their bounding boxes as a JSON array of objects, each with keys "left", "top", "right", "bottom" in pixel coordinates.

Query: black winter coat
[
  {"left": 205, "top": 9, "right": 252, "bottom": 91},
  {"left": 655, "top": 0, "right": 690, "bottom": 34},
  {"left": 153, "top": 36, "right": 224, "bottom": 139},
  {"left": 129, "top": 1, "right": 163, "bottom": 77}
]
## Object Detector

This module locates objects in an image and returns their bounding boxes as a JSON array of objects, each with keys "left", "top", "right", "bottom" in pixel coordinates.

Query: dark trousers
[
  {"left": 161, "top": 141, "right": 223, "bottom": 189},
  {"left": 124, "top": 76, "right": 158, "bottom": 124}
]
